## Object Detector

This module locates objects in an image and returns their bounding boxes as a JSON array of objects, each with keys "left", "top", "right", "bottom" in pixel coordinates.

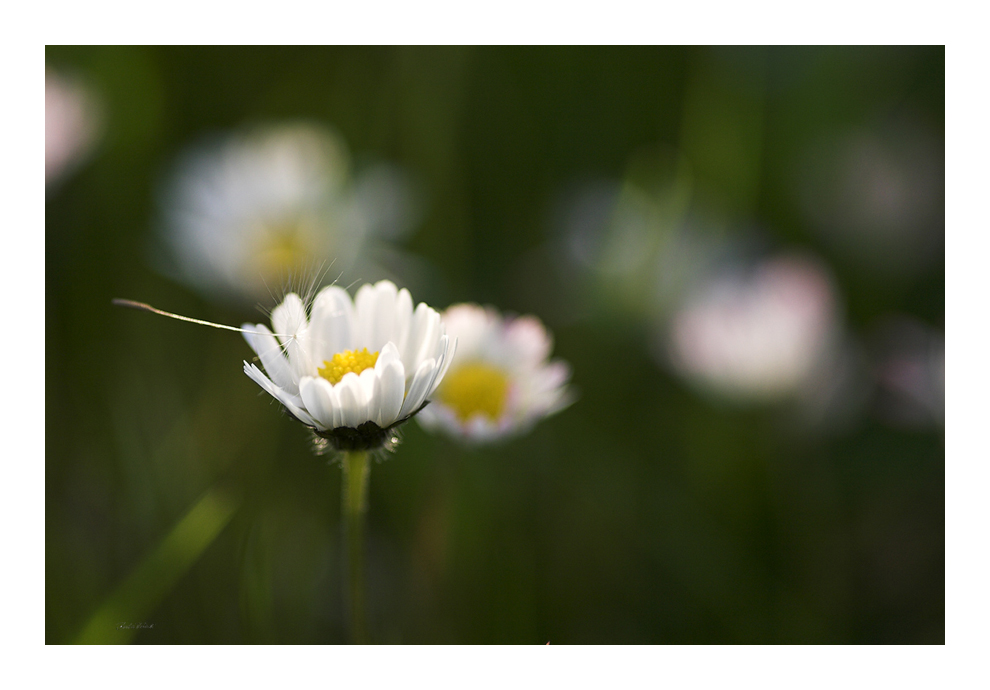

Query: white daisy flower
[
  {"left": 241, "top": 280, "right": 456, "bottom": 452},
  {"left": 160, "top": 123, "right": 411, "bottom": 303},
  {"left": 416, "top": 304, "right": 573, "bottom": 443}
]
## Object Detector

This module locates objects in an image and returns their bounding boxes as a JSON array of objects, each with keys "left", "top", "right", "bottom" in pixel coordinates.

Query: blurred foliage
[{"left": 46, "top": 46, "right": 943, "bottom": 644}]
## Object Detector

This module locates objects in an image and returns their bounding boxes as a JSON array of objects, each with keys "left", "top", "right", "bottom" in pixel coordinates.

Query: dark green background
[{"left": 46, "top": 46, "right": 944, "bottom": 644}]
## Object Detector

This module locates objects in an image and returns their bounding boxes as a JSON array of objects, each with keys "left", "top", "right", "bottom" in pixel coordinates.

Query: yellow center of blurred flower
[
  {"left": 253, "top": 223, "right": 313, "bottom": 279},
  {"left": 318, "top": 349, "right": 379, "bottom": 385},
  {"left": 439, "top": 363, "right": 510, "bottom": 422}
]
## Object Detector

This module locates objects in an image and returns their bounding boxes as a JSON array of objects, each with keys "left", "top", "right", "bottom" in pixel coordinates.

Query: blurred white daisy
[
  {"left": 242, "top": 280, "right": 455, "bottom": 452},
  {"left": 417, "top": 304, "right": 573, "bottom": 443},
  {"left": 46, "top": 68, "right": 102, "bottom": 190},
  {"left": 662, "top": 254, "right": 840, "bottom": 403},
  {"left": 159, "top": 123, "right": 414, "bottom": 303}
]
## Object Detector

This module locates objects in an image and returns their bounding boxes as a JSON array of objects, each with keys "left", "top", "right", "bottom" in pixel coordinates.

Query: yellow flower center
[
  {"left": 318, "top": 348, "right": 379, "bottom": 385},
  {"left": 439, "top": 363, "right": 510, "bottom": 422},
  {"left": 252, "top": 222, "right": 314, "bottom": 280}
]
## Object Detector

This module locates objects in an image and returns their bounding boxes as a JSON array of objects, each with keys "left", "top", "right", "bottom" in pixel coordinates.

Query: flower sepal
[{"left": 308, "top": 401, "right": 430, "bottom": 454}]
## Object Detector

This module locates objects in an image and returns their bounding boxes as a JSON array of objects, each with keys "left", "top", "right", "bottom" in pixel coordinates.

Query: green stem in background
[
  {"left": 73, "top": 485, "right": 241, "bottom": 644},
  {"left": 341, "top": 450, "right": 370, "bottom": 644}
]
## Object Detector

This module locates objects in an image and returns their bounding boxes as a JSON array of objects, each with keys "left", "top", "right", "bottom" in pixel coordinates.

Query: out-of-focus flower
[
  {"left": 547, "top": 168, "right": 727, "bottom": 325},
  {"left": 241, "top": 280, "right": 455, "bottom": 452},
  {"left": 559, "top": 180, "right": 658, "bottom": 282},
  {"left": 662, "top": 254, "right": 840, "bottom": 403},
  {"left": 797, "top": 119, "right": 943, "bottom": 279},
  {"left": 46, "top": 68, "right": 102, "bottom": 189},
  {"left": 417, "top": 304, "right": 573, "bottom": 443},
  {"left": 869, "top": 316, "right": 944, "bottom": 429},
  {"left": 159, "top": 123, "right": 416, "bottom": 303}
]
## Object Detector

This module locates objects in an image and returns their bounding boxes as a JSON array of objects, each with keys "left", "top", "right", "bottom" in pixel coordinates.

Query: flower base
[{"left": 307, "top": 402, "right": 430, "bottom": 453}]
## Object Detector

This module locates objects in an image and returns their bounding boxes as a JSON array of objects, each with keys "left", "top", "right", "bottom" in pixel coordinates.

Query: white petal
[
  {"left": 336, "top": 372, "right": 367, "bottom": 428},
  {"left": 415, "top": 403, "right": 466, "bottom": 439},
  {"left": 271, "top": 293, "right": 308, "bottom": 341},
  {"left": 331, "top": 391, "right": 344, "bottom": 428},
  {"left": 369, "top": 280, "right": 397, "bottom": 352},
  {"left": 242, "top": 323, "right": 297, "bottom": 394},
  {"left": 431, "top": 335, "right": 457, "bottom": 395},
  {"left": 533, "top": 360, "right": 571, "bottom": 394},
  {"left": 271, "top": 293, "right": 313, "bottom": 379},
  {"left": 393, "top": 288, "right": 414, "bottom": 357},
  {"left": 537, "top": 386, "right": 576, "bottom": 417},
  {"left": 424, "top": 334, "right": 450, "bottom": 398},
  {"left": 377, "top": 359, "right": 405, "bottom": 427},
  {"left": 375, "top": 341, "right": 401, "bottom": 372},
  {"left": 309, "top": 285, "right": 355, "bottom": 363},
  {"left": 440, "top": 304, "right": 494, "bottom": 360},
  {"left": 285, "top": 329, "right": 314, "bottom": 381},
  {"left": 243, "top": 362, "right": 317, "bottom": 426},
  {"left": 359, "top": 368, "right": 382, "bottom": 426},
  {"left": 465, "top": 414, "right": 506, "bottom": 442},
  {"left": 401, "top": 302, "right": 429, "bottom": 367},
  {"left": 299, "top": 376, "right": 337, "bottom": 430},
  {"left": 504, "top": 315, "right": 552, "bottom": 366},
  {"left": 431, "top": 331, "right": 448, "bottom": 362},
  {"left": 530, "top": 362, "right": 576, "bottom": 417},
  {"left": 399, "top": 357, "right": 436, "bottom": 419},
  {"left": 403, "top": 303, "right": 441, "bottom": 373},
  {"left": 353, "top": 283, "right": 377, "bottom": 350},
  {"left": 414, "top": 403, "right": 442, "bottom": 430}
]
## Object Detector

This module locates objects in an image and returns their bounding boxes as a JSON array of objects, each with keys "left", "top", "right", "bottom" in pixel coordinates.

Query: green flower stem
[{"left": 342, "top": 450, "right": 370, "bottom": 644}]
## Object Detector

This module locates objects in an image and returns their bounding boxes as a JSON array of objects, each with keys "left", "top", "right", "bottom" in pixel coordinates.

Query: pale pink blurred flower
[
  {"left": 417, "top": 304, "right": 573, "bottom": 443},
  {"left": 45, "top": 68, "right": 101, "bottom": 188},
  {"left": 797, "top": 119, "right": 943, "bottom": 279},
  {"left": 870, "top": 317, "right": 944, "bottom": 429},
  {"left": 664, "top": 254, "right": 840, "bottom": 403}
]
